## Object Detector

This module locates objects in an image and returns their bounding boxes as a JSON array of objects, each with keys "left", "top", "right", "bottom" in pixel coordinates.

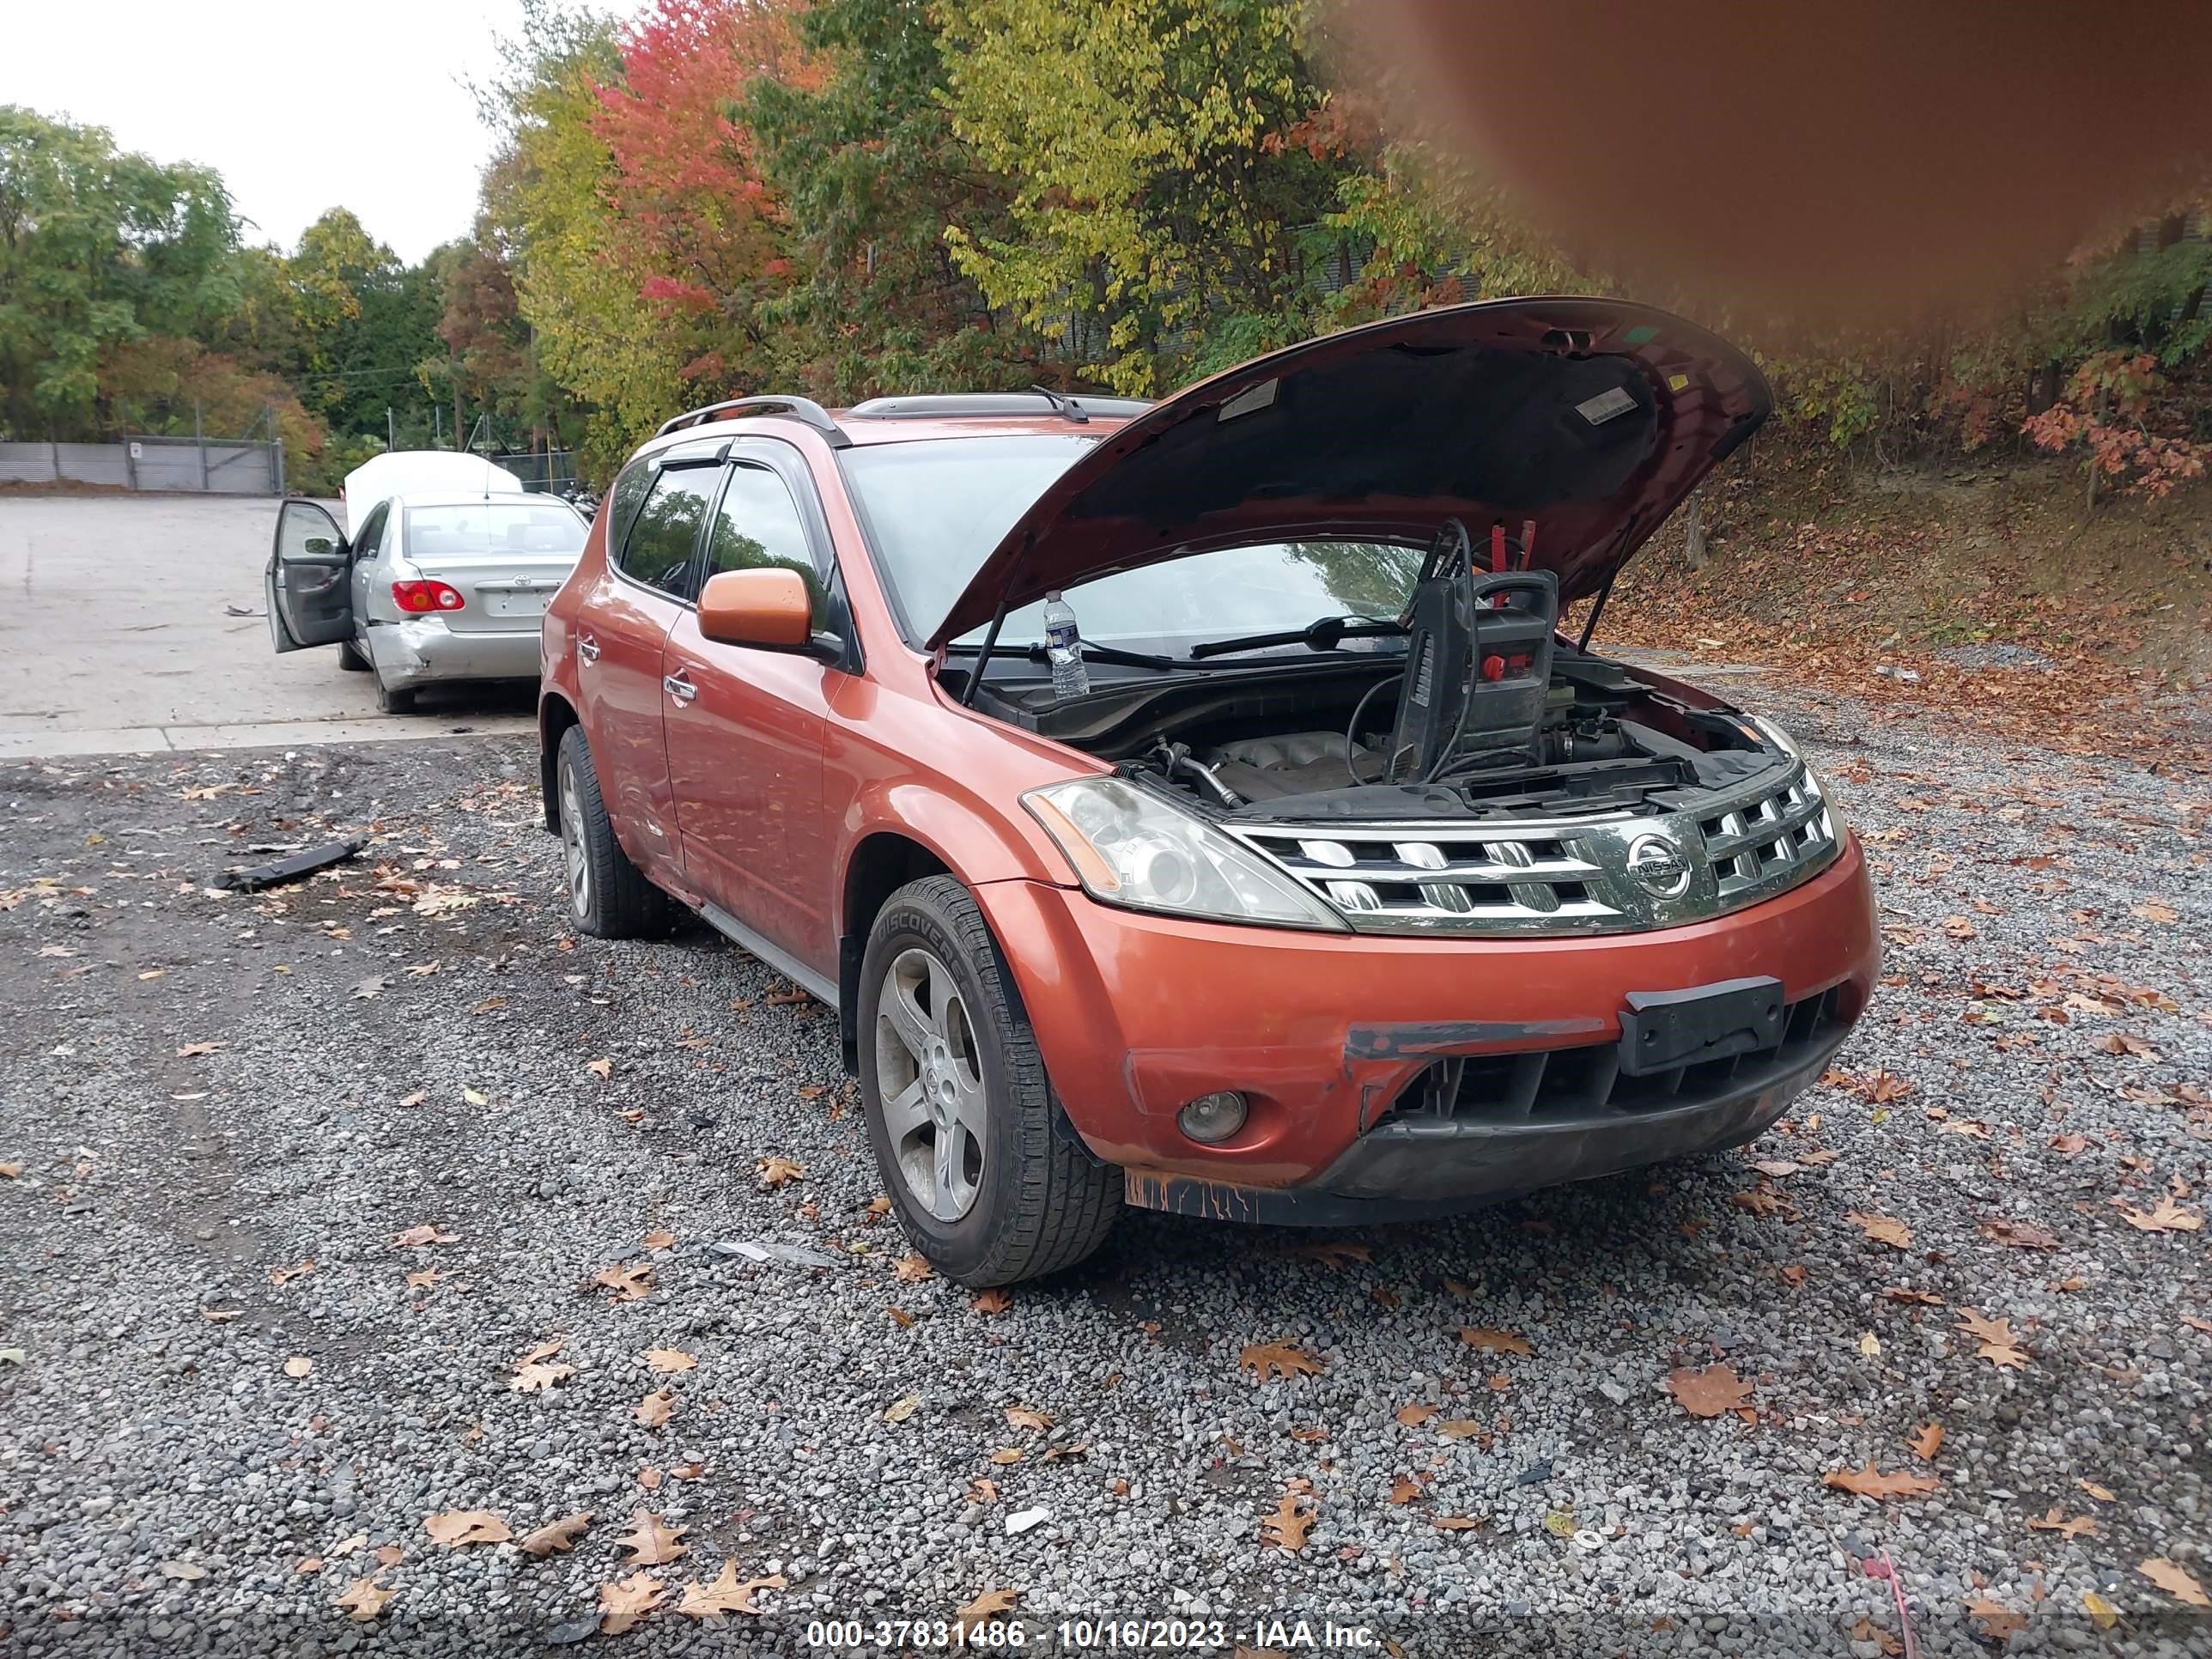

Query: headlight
[{"left": 1023, "top": 776, "right": 1346, "bottom": 931}]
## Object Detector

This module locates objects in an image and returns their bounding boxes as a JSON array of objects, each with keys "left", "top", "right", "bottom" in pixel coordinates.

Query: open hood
[{"left": 927, "top": 297, "right": 1770, "bottom": 648}]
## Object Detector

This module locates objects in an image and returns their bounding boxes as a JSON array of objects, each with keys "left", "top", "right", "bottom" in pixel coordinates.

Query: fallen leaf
[
  {"left": 333, "top": 1577, "right": 392, "bottom": 1622},
  {"left": 969, "top": 1477, "right": 1000, "bottom": 1504},
  {"left": 1846, "top": 1212, "right": 1914, "bottom": 1249},
  {"left": 2078, "top": 1479, "right": 2117, "bottom": 1502},
  {"left": 1884, "top": 1286, "right": 1944, "bottom": 1305},
  {"left": 1908, "top": 1423, "right": 1945, "bottom": 1462},
  {"left": 283, "top": 1356, "right": 313, "bottom": 1379},
  {"left": 1667, "top": 1364, "right": 1753, "bottom": 1419},
  {"left": 1964, "top": 1596, "right": 2024, "bottom": 1639},
  {"left": 1260, "top": 1490, "right": 1316, "bottom": 1552},
  {"left": 637, "top": 1466, "right": 663, "bottom": 1492},
  {"left": 757, "top": 1155, "right": 805, "bottom": 1188},
  {"left": 268, "top": 1259, "right": 316, "bottom": 1285},
  {"left": 2120, "top": 1196, "right": 2203, "bottom": 1234},
  {"left": 597, "top": 1571, "right": 666, "bottom": 1634},
  {"left": 373, "top": 1543, "right": 403, "bottom": 1568},
  {"left": 615, "top": 1510, "right": 687, "bottom": 1566},
  {"left": 398, "top": 1091, "right": 428, "bottom": 1108},
  {"left": 644, "top": 1347, "right": 696, "bottom": 1374},
  {"left": 404, "top": 1268, "right": 447, "bottom": 1290},
  {"left": 295, "top": 1556, "right": 323, "bottom": 1576},
  {"left": 0, "top": 1162, "right": 21, "bottom": 1179},
  {"left": 1004, "top": 1406, "right": 1054, "bottom": 1432},
  {"left": 972, "top": 1287, "right": 1013, "bottom": 1316},
  {"left": 1432, "top": 1515, "right": 1487, "bottom": 1532},
  {"left": 892, "top": 1252, "right": 934, "bottom": 1283},
  {"left": 462, "top": 1086, "right": 488, "bottom": 1106},
  {"left": 2027, "top": 1506, "right": 2097, "bottom": 1540},
  {"left": 511, "top": 1359, "right": 575, "bottom": 1394},
  {"left": 954, "top": 1588, "right": 1018, "bottom": 1636},
  {"left": 641, "top": 1229, "right": 676, "bottom": 1250},
  {"left": 1240, "top": 1341, "right": 1325, "bottom": 1382},
  {"left": 1956, "top": 1310, "right": 2032, "bottom": 1370},
  {"left": 1459, "top": 1327, "right": 1534, "bottom": 1358},
  {"left": 1394, "top": 1402, "right": 1439, "bottom": 1427},
  {"left": 1389, "top": 1476, "right": 1422, "bottom": 1504},
  {"left": 423, "top": 1510, "right": 512, "bottom": 1548},
  {"left": 1290, "top": 1240, "right": 1373, "bottom": 1269},
  {"left": 586, "top": 1057, "right": 614, "bottom": 1080},
  {"left": 175, "top": 1042, "right": 222, "bottom": 1058},
  {"left": 1822, "top": 1461, "right": 1940, "bottom": 1501},
  {"left": 519, "top": 1512, "right": 593, "bottom": 1557},
  {"left": 2142, "top": 1558, "right": 2211, "bottom": 1607},
  {"left": 1984, "top": 1218, "right": 2061, "bottom": 1250},
  {"left": 592, "top": 1262, "right": 655, "bottom": 1302},
  {"left": 391, "top": 1224, "right": 457, "bottom": 1249},
  {"left": 888, "top": 1306, "right": 915, "bottom": 1328},
  {"left": 635, "top": 1388, "right": 678, "bottom": 1429},
  {"left": 883, "top": 1392, "right": 923, "bottom": 1424},
  {"left": 988, "top": 1448, "right": 1024, "bottom": 1465},
  {"left": 2082, "top": 1589, "right": 2118, "bottom": 1630},
  {"left": 1436, "top": 1419, "right": 1483, "bottom": 1439},
  {"left": 676, "top": 1560, "right": 785, "bottom": 1622}
]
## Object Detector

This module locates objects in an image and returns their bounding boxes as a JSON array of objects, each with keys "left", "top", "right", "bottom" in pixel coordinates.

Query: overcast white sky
[{"left": 3, "top": 0, "right": 641, "bottom": 264}]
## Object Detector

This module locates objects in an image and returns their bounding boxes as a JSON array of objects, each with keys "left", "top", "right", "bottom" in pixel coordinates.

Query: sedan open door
[{"left": 266, "top": 499, "right": 355, "bottom": 653}]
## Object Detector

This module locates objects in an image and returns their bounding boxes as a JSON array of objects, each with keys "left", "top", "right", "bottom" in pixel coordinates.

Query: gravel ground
[{"left": 1, "top": 683, "right": 2208, "bottom": 1658}]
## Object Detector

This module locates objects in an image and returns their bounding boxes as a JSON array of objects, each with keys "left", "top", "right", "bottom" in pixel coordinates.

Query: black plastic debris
[{"left": 215, "top": 836, "right": 366, "bottom": 892}]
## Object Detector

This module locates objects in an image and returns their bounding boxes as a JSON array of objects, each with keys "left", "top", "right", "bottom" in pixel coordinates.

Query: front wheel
[{"left": 859, "top": 876, "right": 1118, "bottom": 1286}]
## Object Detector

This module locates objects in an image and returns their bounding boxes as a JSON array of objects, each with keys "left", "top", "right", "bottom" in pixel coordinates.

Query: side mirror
[
  {"left": 698, "top": 567, "right": 816, "bottom": 651},
  {"left": 301, "top": 536, "right": 336, "bottom": 556}
]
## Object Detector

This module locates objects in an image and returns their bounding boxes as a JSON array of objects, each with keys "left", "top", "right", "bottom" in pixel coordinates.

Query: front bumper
[
  {"left": 971, "top": 836, "right": 1877, "bottom": 1223},
  {"left": 370, "top": 619, "right": 544, "bottom": 688}
]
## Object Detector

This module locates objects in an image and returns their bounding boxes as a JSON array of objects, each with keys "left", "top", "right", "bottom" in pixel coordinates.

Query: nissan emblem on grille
[{"left": 1627, "top": 834, "right": 1692, "bottom": 899}]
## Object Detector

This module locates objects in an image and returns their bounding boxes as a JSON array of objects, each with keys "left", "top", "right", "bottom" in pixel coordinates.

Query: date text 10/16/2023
[{"left": 802, "top": 1617, "right": 1385, "bottom": 1651}]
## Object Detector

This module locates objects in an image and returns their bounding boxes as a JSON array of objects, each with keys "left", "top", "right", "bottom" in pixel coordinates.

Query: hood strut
[
  {"left": 958, "top": 594, "right": 1013, "bottom": 708},
  {"left": 1577, "top": 572, "right": 1617, "bottom": 651}
]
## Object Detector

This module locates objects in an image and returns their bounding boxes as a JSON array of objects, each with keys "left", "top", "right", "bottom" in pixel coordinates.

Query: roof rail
[
  {"left": 655, "top": 396, "right": 851, "bottom": 447},
  {"left": 844, "top": 392, "right": 1154, "bottom": 421}
]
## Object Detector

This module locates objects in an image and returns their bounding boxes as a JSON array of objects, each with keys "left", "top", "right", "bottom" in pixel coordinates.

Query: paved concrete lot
[
  {"left": 0, "top": 493, "right": 534, "bottom": 758},
  {"left": 1, "top": 683, "right": 2208, "bottom": 1655}
]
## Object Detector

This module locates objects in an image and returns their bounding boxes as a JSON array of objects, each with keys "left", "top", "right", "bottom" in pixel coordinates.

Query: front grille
[
  {"left": 1376, "top": 986, "right": 1846, "bottom": 1131},
  {"left": 1225, "top": 761, "right": 1838, "bottom": 937}
]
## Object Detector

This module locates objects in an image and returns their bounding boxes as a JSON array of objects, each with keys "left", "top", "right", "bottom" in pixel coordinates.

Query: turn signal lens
[{"left": 392, "top": 580, "right": 465, "bottom": 613}]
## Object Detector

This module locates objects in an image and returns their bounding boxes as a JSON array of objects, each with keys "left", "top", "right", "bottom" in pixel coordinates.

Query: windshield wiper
[
  {"left": 1187, "top": 614, "right": 1407, "bottom": 660},
  {"left": 945, "top": 640, "right": 1199, "bottom": 672}
]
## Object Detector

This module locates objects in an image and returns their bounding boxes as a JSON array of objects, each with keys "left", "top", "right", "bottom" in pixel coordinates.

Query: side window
[
  {"left": 605, "top": 459, "right": 655, "bottom": 559},
  {"left": 702, "top": 463, "right": 830, "bottom": 625},
  {"left": 613, "top": 468, "right": 717, "bottom": 600},
  {"left": 350, "top": 502, "right": 388, "bottom": 562}
]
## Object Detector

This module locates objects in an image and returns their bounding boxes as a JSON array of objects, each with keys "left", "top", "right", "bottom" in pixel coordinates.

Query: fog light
[{"left": 1177, "top": 1091, "right": 1249, "bottom": 1145}]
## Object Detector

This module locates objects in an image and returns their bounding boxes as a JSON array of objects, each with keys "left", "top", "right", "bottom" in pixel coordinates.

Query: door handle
[
  {"left": 663, "top": 670, "right": 697, "bottom": 706},
  {"left": 576, "top": 634, "right": 600, "bottom": 665}
]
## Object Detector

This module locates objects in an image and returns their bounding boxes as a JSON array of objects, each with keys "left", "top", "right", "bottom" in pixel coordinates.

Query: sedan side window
[
  {"left": 350, "top": 502, "right": 389, "bottom": 562},
  {"left": 614, "top": 469, "right": 718, "bottom": 601},
  {"left": 703, "top": 463, "right": 829, "bottom": 626}
]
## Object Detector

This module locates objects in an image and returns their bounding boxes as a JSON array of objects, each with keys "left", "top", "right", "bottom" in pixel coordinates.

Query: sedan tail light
[{"left": 392, "top": 580, "right": 465, "bottom": 613}]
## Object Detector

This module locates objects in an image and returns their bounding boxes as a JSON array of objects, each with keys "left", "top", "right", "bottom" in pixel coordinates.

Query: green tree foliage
[
  {"left": 935, "top": 0, "right": 1348, "bottom": 393},
  {"left": 0, "top": 106, "right": 240, "bottom": 435}
]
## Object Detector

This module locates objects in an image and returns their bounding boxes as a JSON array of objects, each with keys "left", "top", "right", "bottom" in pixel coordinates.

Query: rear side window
[
  {"left": 605, "top": 459, "right": 656, "bottom": 558},
  {"left": 614, "top": 470, "right": 717, "bottom": 600}
]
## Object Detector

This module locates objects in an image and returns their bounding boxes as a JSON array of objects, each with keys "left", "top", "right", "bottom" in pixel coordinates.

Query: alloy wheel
[
  {"left": 875, "top": 946, "right": 987, "bottom": 1221},
  {"left": 558, "top": 761, "right": 591, "bottom": 921}
]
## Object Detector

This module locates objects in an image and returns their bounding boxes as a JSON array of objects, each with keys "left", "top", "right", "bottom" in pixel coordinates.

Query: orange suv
[{"left": 539, "top": 299, "right": 1878, "bottom": 1285}]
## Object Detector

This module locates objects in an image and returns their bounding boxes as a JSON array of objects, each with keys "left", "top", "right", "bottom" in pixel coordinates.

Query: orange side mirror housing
[{"left": 698, "top": 567, "right": 813, "bottom": 651}]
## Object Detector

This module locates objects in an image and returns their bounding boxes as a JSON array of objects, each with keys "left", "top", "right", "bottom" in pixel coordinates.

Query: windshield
[
  {"left": 841, "top": 435, "right": 1423, "bottom": 656},
  {"left": 403, "top": 501, "right": 586, "bottom": 558}
]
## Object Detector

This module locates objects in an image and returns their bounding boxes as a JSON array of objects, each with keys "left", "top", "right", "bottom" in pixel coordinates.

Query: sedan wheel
[{"left": 874, "top": 947, "right": 987, "bottom": 1221}]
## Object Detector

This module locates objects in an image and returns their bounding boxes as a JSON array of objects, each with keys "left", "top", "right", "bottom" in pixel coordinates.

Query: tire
[
  {"left": 555, "top": 725, "right": 673, "bottom": 939},
  {"left": 337, "top": 637, "right": 369, "bottom": 672},
  {"left": 375, "top": 678, "right": 416, "bottom": 714},
  {"left": 859, "top": 875, "right": 1118, "bottom": 1286}
]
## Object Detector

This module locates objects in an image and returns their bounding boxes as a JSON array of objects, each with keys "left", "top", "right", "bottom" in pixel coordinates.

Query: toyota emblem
[{"left": 1627, "top": 834, "right": 1692, "bottom": 899}]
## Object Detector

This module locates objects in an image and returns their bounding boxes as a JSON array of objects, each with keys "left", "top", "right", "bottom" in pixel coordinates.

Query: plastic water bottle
[{"left": 1042, "top": 590, "right": 1090, "bottom": 699}]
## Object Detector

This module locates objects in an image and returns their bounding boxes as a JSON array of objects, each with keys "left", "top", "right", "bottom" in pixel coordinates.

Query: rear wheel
[
  {"left": 556, "top": 725, "right": 672, "bottom": 939},
  {"left": 860, "top": 876, "right": 1118, "bottom": 1286}
]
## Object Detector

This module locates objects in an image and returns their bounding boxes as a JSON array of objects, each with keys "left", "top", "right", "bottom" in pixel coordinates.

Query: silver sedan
[{"left": 266, "top": 490, "right": 588, "bottom": 713}]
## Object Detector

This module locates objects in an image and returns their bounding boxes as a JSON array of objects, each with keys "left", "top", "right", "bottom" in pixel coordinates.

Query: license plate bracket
[
  {"left": 486, "top": 592, "right": 549, "bottom": 618},
  {"left": 1617, "top": 976, "right": 1786, "bottom": 1076}
]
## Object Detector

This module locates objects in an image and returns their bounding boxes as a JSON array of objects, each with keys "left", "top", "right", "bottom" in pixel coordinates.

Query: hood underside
[{"left": 927, "top": 297, "right": 1771, "bottom": 649}]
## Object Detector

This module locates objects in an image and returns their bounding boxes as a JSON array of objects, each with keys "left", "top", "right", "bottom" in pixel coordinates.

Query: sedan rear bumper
[{"left": 371, "top": 619, "right": 544, "bottom": 688}]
